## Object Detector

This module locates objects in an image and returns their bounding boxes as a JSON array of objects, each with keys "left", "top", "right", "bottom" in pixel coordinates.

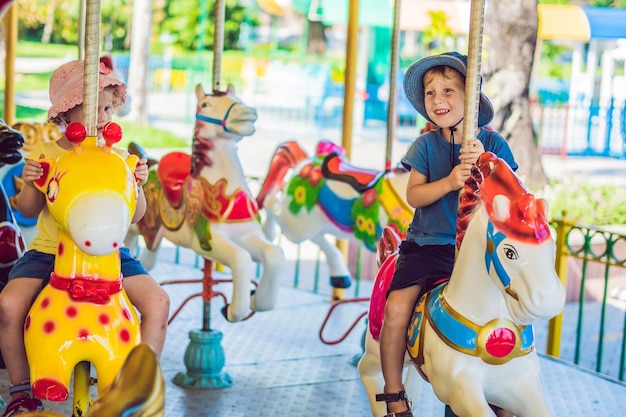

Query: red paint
[
  {"left": 66, "top": 306, "right": 77, "bottom": 318},
  {"left": 78, "top": 329, "right": 90, "bottom": 340},
  {"left": 99, "top": 313, "right": 110, "bottom": 325},
  {"left": 43, "top": 320, "right": 55, "bottom": 334},
  {"left": 485, "top": 327, "right": 516, "bottom": 358},
  {"left": 41, "top": 297, "right": 50, "bottom": 309},
  {"left": 120, "top": 328, "right": 130, "bottom": 343}
]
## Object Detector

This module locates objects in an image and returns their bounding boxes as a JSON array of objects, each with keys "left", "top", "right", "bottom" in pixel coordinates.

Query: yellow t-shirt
[{"left": 26, "top": 140, "right": 130, "bottom": 255}]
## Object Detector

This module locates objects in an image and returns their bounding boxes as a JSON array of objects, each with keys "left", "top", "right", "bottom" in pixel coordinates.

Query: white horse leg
[
  {"left": 358, "top": 331, "right": 421, "bottom": 417},
  {"left": 310, "top": 234, "right": 352, "bottom": 288},
  {"left": 208, "top": 236, "right": 256, "bottom": 323},
  {"left": 239, "top": 232, "right": 285, "bottom": 312},
  {"left": 441, "top": 377, "right": 496, "bottom": 417},
  {"left": 358, "top": 331, "right": 386, "bottom": 417},
  {"left": 139, "top": 246, "right": 159, "bottom": 271}
]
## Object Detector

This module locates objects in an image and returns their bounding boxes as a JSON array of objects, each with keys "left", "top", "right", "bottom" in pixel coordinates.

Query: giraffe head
[{"left": 32, "top": 122, "right": 139, "bottom": 256}]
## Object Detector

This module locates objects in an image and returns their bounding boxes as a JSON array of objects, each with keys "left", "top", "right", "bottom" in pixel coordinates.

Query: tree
[
  {"left": 483, "top": 0, "right": 547, "bottom": 189},
  {"left": 126, "top": 0, "right": 152, "bottom": 124}
]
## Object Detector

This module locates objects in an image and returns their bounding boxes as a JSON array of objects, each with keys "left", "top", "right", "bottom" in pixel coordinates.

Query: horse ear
[
  {"left": 492, "top": 194, "right": 511, "bottom": 223},
  {"left": 226, "top": 83, "right": 236, "bottom": 96},
  {"left": 195, "top": 84, "right": 206, "bottom": 100}
]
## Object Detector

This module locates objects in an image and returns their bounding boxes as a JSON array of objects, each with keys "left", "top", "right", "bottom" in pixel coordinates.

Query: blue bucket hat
[{"left": 403, "top": 51, "right": 494, "bottom": 128}]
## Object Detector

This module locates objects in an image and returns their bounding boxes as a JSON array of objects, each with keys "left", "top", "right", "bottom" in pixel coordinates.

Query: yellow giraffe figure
[{"left": 24, "top": 122, "right": 141, "bottom": 402}]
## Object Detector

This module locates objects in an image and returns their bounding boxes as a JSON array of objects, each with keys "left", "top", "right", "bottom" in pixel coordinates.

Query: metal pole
[
  {"left": 83, "top": 0, "right": 101, "bottom": 136},
  {"left": 385, "top": 0, "right": 401, "bottom": 170},
  {"left": 461, "top": 0, "right": 486, "bottom": 147},
  {"left": 212, "top": 0, "right": 225, "bottom": 92},
  {"left": 3, "top": 4, "right": 17, "bottom": 125}
]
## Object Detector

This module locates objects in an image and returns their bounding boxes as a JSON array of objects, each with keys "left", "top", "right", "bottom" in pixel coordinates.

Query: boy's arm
[
  {"left": 406, "top": 167, "right": 463, "bottom": 209},
  {"left": 16, "top": 157, "right": 46, "bottom": 218}
]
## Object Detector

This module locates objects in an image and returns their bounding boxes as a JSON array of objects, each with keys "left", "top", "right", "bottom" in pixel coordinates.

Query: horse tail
[{"left": 256, "top": 140, "right": 308, "bottom": 210}]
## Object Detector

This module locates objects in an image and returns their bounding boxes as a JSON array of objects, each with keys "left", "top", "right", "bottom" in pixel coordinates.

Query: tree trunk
[
  {"left": 126, "top": 0, "right": 152, "bottom": 124},
  {"left": 483, "top": 0, "right": 547, "bottom": 189}
]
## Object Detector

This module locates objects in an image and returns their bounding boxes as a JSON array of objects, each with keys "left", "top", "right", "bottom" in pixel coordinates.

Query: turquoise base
[{"left": 172, "top": 329, "right": 233, "bottom": 389}]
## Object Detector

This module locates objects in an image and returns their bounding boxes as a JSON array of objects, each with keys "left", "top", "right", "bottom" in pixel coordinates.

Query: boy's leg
[
  {"left": 379, "top": 285, "right": 420, "bottom": 414},
  {"left": 124, "top": 274, "right": 170, "bottom": 357}
]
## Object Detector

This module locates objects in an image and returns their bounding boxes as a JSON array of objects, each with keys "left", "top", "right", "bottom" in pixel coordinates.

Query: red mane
[{"left": 456, "top": 152, "right": 550, "bottom": 250}]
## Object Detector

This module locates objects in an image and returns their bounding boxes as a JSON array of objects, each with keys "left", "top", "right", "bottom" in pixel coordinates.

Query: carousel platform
[{"left": 1, "top": 247, "right": 624, "bottom": 417}]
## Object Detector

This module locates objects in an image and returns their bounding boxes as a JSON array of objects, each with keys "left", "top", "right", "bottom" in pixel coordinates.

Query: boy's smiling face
[{"left": 423, "top": 69, "right": 466, "bottom": 131}]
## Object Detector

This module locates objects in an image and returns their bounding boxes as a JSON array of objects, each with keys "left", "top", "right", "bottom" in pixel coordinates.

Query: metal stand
[{"left": 161, "top": 258, "right": 254, "bottom": 389}]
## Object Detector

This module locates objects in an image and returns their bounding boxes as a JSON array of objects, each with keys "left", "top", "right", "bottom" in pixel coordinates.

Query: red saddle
[{"left": 157, "top": 152, "right": 191, "bottom": 207}]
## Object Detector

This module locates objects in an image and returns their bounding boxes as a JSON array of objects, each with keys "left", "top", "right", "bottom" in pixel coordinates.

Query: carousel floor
[{"left": 1, "top": 247, "right": 624, "bottom": 417}]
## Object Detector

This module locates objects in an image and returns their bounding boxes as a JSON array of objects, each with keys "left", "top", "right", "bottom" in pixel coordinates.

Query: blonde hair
[
  {"left": 50, "top": 85, "right": 122, "bottom": 126},
  {"left": 422, "top": 66, "right": 465, "bottom": 88}
]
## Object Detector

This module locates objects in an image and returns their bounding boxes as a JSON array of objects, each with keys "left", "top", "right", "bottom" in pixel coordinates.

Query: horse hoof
[
  {"left": 220, "top": 304, "right": 233, "bottom": 322},
  {"left": 330, "top": 275, "right": 352, "bottom": 289}
]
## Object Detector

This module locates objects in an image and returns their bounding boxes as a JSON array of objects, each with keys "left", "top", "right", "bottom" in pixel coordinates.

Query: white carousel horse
[
  {"left": 358, "top": 152, "right": 566, "bottom": 417},
  {"left": 125, "top": 84, "right": 285, "bottom": 322},
  {"left": 255, "top": 140, "right": 412, "bottom": 289},
  {"left": 24, "top": 122, "right": 141, "bottom": 401}
]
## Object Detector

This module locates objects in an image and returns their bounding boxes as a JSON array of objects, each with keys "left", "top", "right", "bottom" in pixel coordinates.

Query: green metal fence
[{"left": 548, "top": 216, "right": 626, "bottom": 381}]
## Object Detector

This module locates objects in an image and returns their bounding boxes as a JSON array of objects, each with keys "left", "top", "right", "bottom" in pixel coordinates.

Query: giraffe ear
[{"left": 32, "top": 157, "right": 55, "bottom": 193}]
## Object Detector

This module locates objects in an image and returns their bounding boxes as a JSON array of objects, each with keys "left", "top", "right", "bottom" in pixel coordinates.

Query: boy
[{"left": 377, "top": 52, "right": 517, "bottom": 417}]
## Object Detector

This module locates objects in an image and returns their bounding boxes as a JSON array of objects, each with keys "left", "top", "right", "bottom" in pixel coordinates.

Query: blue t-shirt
[{"left": 400, "top": 128, "right": 518, "bottom": 246}]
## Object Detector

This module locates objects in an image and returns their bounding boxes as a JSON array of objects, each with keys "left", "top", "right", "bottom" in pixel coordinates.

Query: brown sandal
[{"left": 375, "top": 389, "right": 413, "bottom": 417}]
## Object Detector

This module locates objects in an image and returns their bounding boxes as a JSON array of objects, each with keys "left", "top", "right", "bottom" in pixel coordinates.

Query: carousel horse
[
  {"left": 24, "top": 122, "right": 141, "bottom": 402},
  {"left": 256, "top": 140, "right": 412, "bottom": 289},
  {"left": 21, "top": 343, "right": 165, "bottom": 417},
  {"left": 0, "top": 120, "right": 26, "bottom": 291},
  {"left": 358, "top": 152, "right": 566, "bottom": 417},
  {"left": 125, "top": 84, "right": 285, "bottom": 323}
]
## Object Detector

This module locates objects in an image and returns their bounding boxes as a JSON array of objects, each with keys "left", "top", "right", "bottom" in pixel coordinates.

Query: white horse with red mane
[
  {"left": 359, "top": 152, "right": 566, "bottom": 417},
  {"left": 126, "top": 84, "right": 285, "bottom": 322}
]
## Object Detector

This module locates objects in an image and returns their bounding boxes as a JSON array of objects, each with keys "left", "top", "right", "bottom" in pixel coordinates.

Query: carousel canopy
[{"left": 538, "top": 4, "right": 626, "bottom": 41}]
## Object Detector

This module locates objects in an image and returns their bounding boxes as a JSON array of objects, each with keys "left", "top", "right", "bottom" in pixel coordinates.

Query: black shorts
[{"left": 387, "top": 241, "right": 455, "bottom": 297}]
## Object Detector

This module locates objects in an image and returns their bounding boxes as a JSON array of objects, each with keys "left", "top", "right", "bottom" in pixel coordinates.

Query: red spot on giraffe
[
  {"left": 85, "top": 241, "right": 91, "bottom": 247},
  {"left": 120, "top": 328, "right": 131, "bottom": 343},
  {"left": 122, "top": 308, "right": 132, "bottom": 321},
  {"left": 66, "top": 306, "right": 78, "bottom": 318},
  {"left": 78, "top": 329, "right": 90, "bottom": 340},
  {"left": 24, "top": 316, "right": 31, "bottom": 331},
  {"left": 43, "top": 321, "right": 55, "bottom": 334},
  {"left": 113, "top": 242, "right": 118, "bottom": 248},
  {"left": 58, "top": 242, "right": 64, "bottom": 256},
  {"left": 99, "top": 313, "right": 110, "bottom": 325},
  {"left": 41, "top": 297, "right": 51, "bottom": 309}
]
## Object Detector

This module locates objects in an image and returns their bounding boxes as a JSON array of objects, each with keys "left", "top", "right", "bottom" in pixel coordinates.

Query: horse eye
[{"left": 503, "top": 245, "right": 518, "bottom": 260}]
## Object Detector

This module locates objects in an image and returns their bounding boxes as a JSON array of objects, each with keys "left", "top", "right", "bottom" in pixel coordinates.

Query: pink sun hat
[{"left": 47, "top": 59, "right": 127, "bottom": 122}]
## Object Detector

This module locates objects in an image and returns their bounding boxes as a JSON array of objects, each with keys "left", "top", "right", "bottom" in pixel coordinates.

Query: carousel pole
[
  {"left": 72, "top": 2, "right": 101, "bottom": 415},
  {"left": 171, "top": 0, "right": 233, "bottom": 390},
  {"left": 446, "top": 2, "right": 486, "bottom": 417},
  {"left": 384, "top": 0, "right": 401, "bottom": 169},
  {"left": 461, "top": 0, "right": 486, "bottom": 147}
]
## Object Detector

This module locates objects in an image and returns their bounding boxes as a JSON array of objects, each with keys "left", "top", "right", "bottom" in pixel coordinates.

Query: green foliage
[
  {"left": 117, "top": 122, "right": 189, "bottom": 149},
  {"left": 544, "top": 178, "right": 626, "bottom": 225}
]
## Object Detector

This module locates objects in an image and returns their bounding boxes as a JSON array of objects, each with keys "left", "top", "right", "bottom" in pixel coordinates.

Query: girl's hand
[
  {"left": 22, "top": 155, "right": 45, "bottom": 185},
  {"left": 459, "top": 138, "right": 484, "bottom": 166},
  {"left": 135, "top": 158, "right": 149, "bottom": 186}
]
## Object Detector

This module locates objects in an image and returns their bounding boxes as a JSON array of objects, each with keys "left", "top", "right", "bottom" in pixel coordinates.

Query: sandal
[
  {"left": 3, "top": 383, "right": 43, "bottom": 417},
  {"left": 375, "top": 389, "right": 413, "bottom": 417}
]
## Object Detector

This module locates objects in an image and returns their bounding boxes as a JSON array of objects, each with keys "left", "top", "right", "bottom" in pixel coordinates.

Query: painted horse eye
[{"left": 503, "top": 246, "right": 518, "bottom": 260}]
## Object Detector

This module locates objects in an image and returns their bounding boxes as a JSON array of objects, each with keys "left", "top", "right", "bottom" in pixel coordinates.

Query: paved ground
[{"left": 1, "top": 248, "right": 623, "bottom": 416}]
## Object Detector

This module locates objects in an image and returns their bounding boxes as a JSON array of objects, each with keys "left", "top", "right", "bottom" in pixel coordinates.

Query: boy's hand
[
  {"left": 459, "top": 139, "right": 484, "bottom": 166},
  {"left": 449, "top": 161, "right": 473, "bottom": 190},
  {"left": 135, "top": 158, "right": 149, "bottom": 186},
  {"left": 22, "top": 154, "right": 45, "bottom": 186}
]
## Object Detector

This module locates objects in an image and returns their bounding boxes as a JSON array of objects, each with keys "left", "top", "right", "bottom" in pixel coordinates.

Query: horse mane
[
  {"left": 191, "top": 90, "right": 229, "bottom": 177},
  {"left": 456, "top": 152, "right": 551, "bottom": 250}
]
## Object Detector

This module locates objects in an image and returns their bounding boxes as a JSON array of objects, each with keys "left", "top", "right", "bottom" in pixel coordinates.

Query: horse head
[
  {"left": 31, "top": 122, "right": 138, "bottom": 256},
  {"left": 459, "top": 152, "right": 565, "bottom": 324}
]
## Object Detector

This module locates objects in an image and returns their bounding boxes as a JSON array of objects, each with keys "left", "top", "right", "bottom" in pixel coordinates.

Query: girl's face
[
  {"left": 64, "top": 89, "right": 117, "bottom": 138},
  {"left": 423, "top": 70, "right": 465, "bottom": 130}
]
